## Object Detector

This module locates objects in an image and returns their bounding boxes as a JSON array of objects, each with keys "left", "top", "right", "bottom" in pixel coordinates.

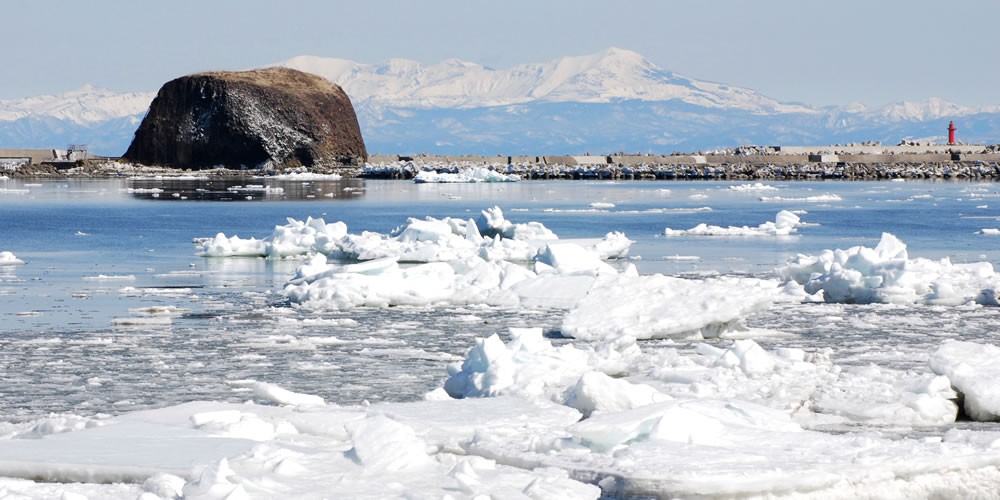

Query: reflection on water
[{"left": 126, "top": 177, "right": 367, "bottom": 201}]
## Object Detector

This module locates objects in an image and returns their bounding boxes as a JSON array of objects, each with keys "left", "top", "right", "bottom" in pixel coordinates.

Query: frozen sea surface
[{"left": 2, "top": 177, "right": 1000, "bottom": 498}]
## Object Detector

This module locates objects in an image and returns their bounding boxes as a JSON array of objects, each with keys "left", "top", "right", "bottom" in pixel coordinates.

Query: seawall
[{"left": 363, "top": 153, "right": 1000, "bottom": 180}]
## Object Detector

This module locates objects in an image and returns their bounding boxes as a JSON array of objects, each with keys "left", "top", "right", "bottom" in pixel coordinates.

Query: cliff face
[{"left": 123, "top": 67, "right": 367, "bottom": 169}]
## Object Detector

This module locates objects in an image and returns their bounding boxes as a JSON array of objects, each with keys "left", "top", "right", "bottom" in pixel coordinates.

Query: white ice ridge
[
  {"left": 198, "top": 206, "right": 621, "bottom": 262},
  {"left": 414, "top": 166, "right": 520, "bottom": 183},
  {"left": 444, "top": 327, "right": 961, "bottom": 426},
  {"left": 5, "top": 333, "right": 1000, "bottom": 498},
  {"left": 0, "top": 251, "right": 25, "bottom": 265},
  {"left": 665, "top": 210, "right": 805, "bottom": 236},
  {"left": 778, "top": 232, "right": 1000, "bottom": 305}
]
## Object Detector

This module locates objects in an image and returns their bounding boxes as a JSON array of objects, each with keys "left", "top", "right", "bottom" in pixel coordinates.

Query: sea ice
[
  {"left": 192, "top": 208, "right": 635, "bottom": 312},
  {"left": 0, "top": 398, "right": 599, "bottom": 499},
  {"left": 0, "top": 251, "right": 24, "bottom": 265},
  {"left": 413, "top": 166, "right": 520, "bottom": 183},
  {"left": 266, "top": 171, "right": 342, "bottom": 180},
  {"left": 665, "top": 210, "right": 804, "bottom": 236},
  {"left": 198, "top": 207, "right": 612, "bottom": 265},
  {"left": 728, "top": 182, "right": 778, "bottom": 191},
  {"left": 436, "top": 329, "right": 1000, "bottom": 497},
  {"left": 777, "top": 232, "right": 1000, "bottom": 305},
  {"left": 197, "top": 233, "right": 268, "bottom": 257},
  {"left": 930, "top": 341, "right": 1000, "bottom": 421},
  {"left": 562, "top": 274, "right": 779, "bottom": 340},
  {"left": 759, "top": 193, "right": 842, "bottom": 202}
]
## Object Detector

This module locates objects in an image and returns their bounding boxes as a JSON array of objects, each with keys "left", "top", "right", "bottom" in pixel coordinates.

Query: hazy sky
[{"left": 3, "top": 0, "right": 996, "bottom": 107}]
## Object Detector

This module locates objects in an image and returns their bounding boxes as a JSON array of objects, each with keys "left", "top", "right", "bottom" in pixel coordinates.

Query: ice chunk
[
  {"left": 197, "top": 233, "right": 267, "bottom": 258},
  {"left": 777, "top": 233, "right": 1000, "bottom": 305},
  {"left": 181, "top": 458, "right": 248, "bottom": 499},
  {"left": 759, "top": 193, "right": 842, "bottom": 202},
  {"left": 568, "top": 399, "right": 801, "bottom": 452},
  {"left": 728, "top": 182, "right": 778, "bottom": 191},
  {"left": 199, "top": 208, "right": 595, "bottom": 267},
  {"left": 284, "top": 257, "right": 533, "bottom": 310},
  {"left": 929, "top": 341, "right": 1000, "bottom": 421},
  {"left": 345, "top": 415, "right": 434, "bottom": 472},
  {"left": 535, "top": 242, "right": 617, "bottom": 275},
  {"left": 414, "top": 166, "right": 520, "bottom": 183},
  {"left": 443, "top": 328, "right": 637, "bottom": 404},
  {"left": 665, "top": 210, "right": 804, "bottom": 237},
  {"left": 252, "top": 381, "right": 325, "bottom": 407},
  {"left": 268, "top": 217, "right": 347, "bottom": 258},
  {"left": 727, "top": 339, "right": 776, "bottom": 374},
  {"left": 478, "top": 206, "right": 557, "bottom": 240},
  {"left": 588, "top": 231, "right": 633, "bottom": 260},
  {"left": 268, "top": 171, "right": 342, "bottom": 180},
  {"left": 564, "top": 371, "right": 670, "bottom": 416},
  {"left": 562, "top": 275, "right": 778, "bottom": 341},
  {"left": 0, "top": 251, "right": 25, "bottom": 265}
]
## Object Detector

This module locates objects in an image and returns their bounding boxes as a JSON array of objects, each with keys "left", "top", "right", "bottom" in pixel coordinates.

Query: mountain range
[{"left": 2, "top": 48, "right": 999, "bottom": 156}]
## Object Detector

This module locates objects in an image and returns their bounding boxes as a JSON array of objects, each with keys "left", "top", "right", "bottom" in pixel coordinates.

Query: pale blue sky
[{"left": 3, "top": 0, "right": 996, "bottom": 107}]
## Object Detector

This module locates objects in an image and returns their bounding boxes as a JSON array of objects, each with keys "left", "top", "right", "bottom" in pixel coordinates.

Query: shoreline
[{"left": 4, "top": 154, "right": 1000, "bottom": 181}]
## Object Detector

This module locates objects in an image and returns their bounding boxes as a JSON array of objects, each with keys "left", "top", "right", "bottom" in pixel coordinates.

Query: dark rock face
[{"left": 123, "top": 67, "right": 367, "bottom": 169}]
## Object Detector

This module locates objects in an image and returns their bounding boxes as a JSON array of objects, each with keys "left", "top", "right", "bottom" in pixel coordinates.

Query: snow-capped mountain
[
  {"left": 0, "top": 85, "right": 154, "bottom": 125},
  {"left": 1, "top": 48, "right": 998, "bottom": 155},
  {"left": 278, "top": 48, "right": 815, "bottom": 115},
  {"left": 860, "top": 97, "right": 1000, "bottom": 123}
]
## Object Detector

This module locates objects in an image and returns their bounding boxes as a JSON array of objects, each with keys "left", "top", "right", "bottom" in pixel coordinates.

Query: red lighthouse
[{"left": 948, "top": 120, "right": 957, "bottom": 145}]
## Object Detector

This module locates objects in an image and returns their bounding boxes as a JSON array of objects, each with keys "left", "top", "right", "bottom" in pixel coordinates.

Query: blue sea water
[{"left": 1, "top": 177, "right": 999, "bottom": 421}]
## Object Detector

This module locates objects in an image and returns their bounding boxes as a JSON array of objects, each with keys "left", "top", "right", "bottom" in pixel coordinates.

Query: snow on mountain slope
[
  {"left": 0, "top": 85, "right": 154, "bottom": 124},
  {"left": 277, "top": 48, "right": 816, "bottom": 114},
  {"left": 870, "top": 97, "right": 1000, "bottom": 122}
]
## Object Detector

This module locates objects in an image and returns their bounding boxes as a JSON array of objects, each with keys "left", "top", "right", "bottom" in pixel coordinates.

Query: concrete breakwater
[
  {"left": 363, "top": 153, "right": 1000, "bottom": 180},
  {"left": 6, "top": 151, "right": 1000, "bottom": 181}
]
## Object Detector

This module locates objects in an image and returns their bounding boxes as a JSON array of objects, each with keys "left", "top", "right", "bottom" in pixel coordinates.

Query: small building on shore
[
  {"left": 0, "top": 149, "right": 57, "bottom": 170},
  {"left": 0, "top": 146, "right": 100, "bottom": 172}
]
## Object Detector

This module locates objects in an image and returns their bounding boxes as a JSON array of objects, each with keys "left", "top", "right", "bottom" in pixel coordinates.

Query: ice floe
[
  {"left": 665, "top": 210, "right": 805, "bottom": 236},
  {"left": 930, "top": 341, "right": 1000, "bottom": 421},
  {"left": 728, "top": 182, "right": 779, "bottom": 191},
  {"left": 760, "top": 193, "right": 842, "bottom": 202},
  {"left": 561, "top": 274, "right": 780, "bottom": 340},
  {"left": 0, "top": 251, "right": 24, "bottom": 265},
  {"left": 266, "top": 171, "right": 342, "bottom": 180},
  {"left": 414, "top": 166, "right": 520, "bottom": 183},
  {"left": 430, "top": 327, "right": 1000, "bottom": 496},
  {"left": 778, "top": 232, "right": 1000, "bottom": 305}
]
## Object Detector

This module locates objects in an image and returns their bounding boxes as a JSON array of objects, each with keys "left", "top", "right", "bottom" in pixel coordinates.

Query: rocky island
[{"left": 122, "top": 67, "right": 367, "bottom": 170}]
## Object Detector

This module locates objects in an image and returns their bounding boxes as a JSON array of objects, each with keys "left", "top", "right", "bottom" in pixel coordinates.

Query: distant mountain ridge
[
  {"left": 277, "top": 48, "right": 815, "bottom": 115},
  {"left": 2, "top": 48, "right": 998, "bottom": 156},
  {"left": 0, "top": 85, "right": 153, "bottom": 124}
]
